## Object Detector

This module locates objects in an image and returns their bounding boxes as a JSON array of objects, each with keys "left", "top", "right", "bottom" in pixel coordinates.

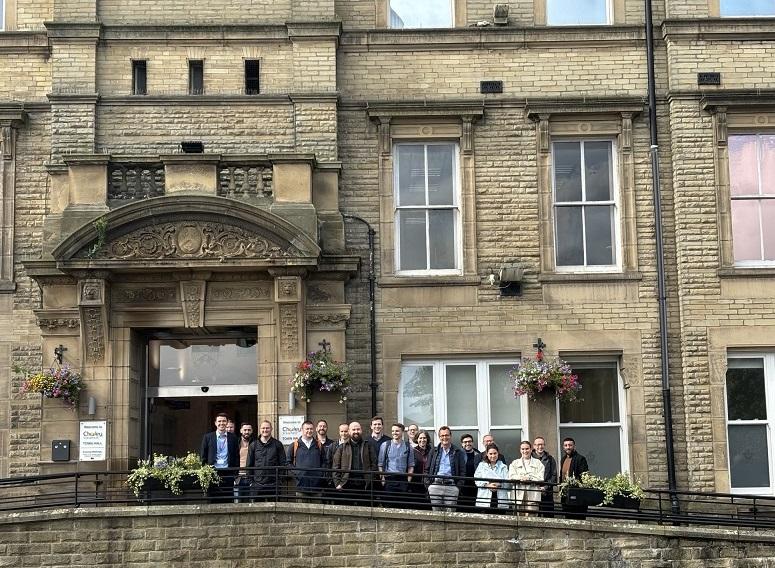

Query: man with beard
[
  {"left": 234, "top": 422, "right": 254, "bottom": 501},
  {"left": 559, "top": 437, "right": 590, "bottom": 519},
  {"left": 457, "top": 433, "right": 481, "bottom": 511},
  {"left": 247, "top": 420, "right": 287, "bottom": 500},
  {"left": 316, "top": 419, "right": 335, "bottom": 497},
  {"left": 332, "top": 421, "right": 377, "bottom": 505}
]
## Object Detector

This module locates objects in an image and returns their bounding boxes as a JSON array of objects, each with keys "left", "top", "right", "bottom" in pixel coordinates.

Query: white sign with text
[
  {"left": 278, "top": 415, "right": 305, "bottom": 446},
  {"left": 79, "top": 420, "right": 107, "bottom": 461}
]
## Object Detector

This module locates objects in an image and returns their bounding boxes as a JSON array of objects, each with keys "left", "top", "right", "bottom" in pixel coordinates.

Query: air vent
[
  {"left": 181, "top": 141, "right": 204, "bottom": 153},
  {"left": 480, "top": 80, "right": 503, "bottom": 94}
]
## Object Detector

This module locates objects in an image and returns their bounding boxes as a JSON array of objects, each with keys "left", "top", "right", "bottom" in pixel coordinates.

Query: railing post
[{"left": 74, "top": 473, "right": 79, "bottom": 508}]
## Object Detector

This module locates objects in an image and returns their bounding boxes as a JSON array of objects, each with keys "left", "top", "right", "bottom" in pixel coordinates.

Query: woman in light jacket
[
  {"left": 508, "top": 440, "right": 545, "bottom": 515},
  {"left": 474, "top": 444, "right": 510, "bottom": 510}
]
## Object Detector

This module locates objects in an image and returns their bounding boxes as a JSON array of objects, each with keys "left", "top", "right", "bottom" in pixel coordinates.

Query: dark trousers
[
  {"left": 458, "top": 482, "right": 477, "bottom": 512},
  {"left": 382, "top": 475, "right": 408, "bottom": 507},
  {"left": 208, "top": 470, "right": 234, "bottom": 503}
]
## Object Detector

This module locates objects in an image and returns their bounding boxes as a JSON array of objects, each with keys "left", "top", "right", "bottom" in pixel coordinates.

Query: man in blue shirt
[
  {"left": 378, "top": 423, "right": 415, "bottom": 506},
  {"left": 199, "top": 413, "right": 239, "bottom": 501},
  {"left": 424, "top": 426, "right": 466, "bottom": 512}
]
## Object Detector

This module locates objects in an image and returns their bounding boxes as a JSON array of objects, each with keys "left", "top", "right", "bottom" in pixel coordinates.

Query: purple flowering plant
[
  {"left": 290, "top": 349, "right": 351, "bottom": 404},
  {"left": 509, "top": 351, "right": 581, "bottom": 403},
  {"left": 17, "top": 364, "right": 84, "bottom": 409}
]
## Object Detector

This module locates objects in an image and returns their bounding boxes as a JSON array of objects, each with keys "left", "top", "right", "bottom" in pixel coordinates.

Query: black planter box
[
  {"left": 565, "top": 487, "right": 604, "bottom": 507},
  {"left": 609, "top": 494, "right": 641, "bottom": 510},
  {"left": 140, "top": 475, "right": 202, "bottom": 502}
]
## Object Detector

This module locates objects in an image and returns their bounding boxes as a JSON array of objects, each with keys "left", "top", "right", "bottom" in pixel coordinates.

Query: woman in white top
[
  {"left": 474, "top": 444, "right": 510, "bottom": 510},
  {"left": 508, "top": 440, "right": 545, "bottom": 515}
]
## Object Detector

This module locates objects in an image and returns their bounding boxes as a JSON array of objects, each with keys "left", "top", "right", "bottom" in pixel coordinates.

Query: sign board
[
  {"left": 79, "top": 420, "right": 107, "bottom": 461},
  {"left": 278, "top": 415, "right": 305, "bottom": 446}
]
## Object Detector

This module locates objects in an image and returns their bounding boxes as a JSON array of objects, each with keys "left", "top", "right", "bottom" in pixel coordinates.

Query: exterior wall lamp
[{"left": 489, "top": 266, "right": 524, "bottom": 297}]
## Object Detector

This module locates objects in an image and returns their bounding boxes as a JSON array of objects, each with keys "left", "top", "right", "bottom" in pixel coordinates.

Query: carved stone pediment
[{"left": 79, "top": 221, "right": 293, "bottom": 261}]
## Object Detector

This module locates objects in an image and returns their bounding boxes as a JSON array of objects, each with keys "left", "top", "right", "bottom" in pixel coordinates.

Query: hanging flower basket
[
  {"left": 509, "top": 351, "right": 581, "bottom": 403},
  {"left": 17, "top": 364, "right": 84, "bottom": 409},
  {"left": 290, "top": 349, "right": 351, "bottom": 404}
]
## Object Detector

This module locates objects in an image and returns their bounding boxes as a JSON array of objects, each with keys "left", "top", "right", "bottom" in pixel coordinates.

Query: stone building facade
[{"left": 0, "top": 0, "right": 774, "bottom": 497}]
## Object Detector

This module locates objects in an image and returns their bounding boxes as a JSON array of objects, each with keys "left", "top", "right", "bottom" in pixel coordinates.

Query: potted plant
[
  {"left": 127, "top": 452, "right": 220, "bottom": 498},
  {"left": 559, "top": 472, "right": 605, "bottom": 506},
  {"left": 509, "top": 350, "right": 581, "bottom": 402},
  {"left": 15, "top": 363, "right": 84, "bottom": 409},
  {"left": 601, "top": 472, "right": 644, "bottom": 509},
  {"left": 290, "top": 348, "right": 351, "bottom": 404}
]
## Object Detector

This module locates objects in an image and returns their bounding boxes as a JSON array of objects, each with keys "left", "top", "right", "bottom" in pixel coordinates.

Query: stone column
[
  {"left": 0, "top": 110, "right": 26, "bottom": 292},
  {"left": 269, "top": 274, "right": 305, "bottom": 421}
]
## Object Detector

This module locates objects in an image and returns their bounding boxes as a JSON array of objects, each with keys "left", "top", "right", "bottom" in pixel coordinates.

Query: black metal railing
[{"left": 2, "top": 468, "right": 775, "bottom": 530}]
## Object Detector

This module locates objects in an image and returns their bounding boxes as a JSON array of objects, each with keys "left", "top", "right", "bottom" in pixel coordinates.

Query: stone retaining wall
[{"left": 0, "top": 503, "right": 773, "bottom": 567}]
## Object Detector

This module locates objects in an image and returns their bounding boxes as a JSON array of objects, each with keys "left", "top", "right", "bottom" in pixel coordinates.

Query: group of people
[{"left": 199, "top": 413, "right": 590, "bottom": 515}]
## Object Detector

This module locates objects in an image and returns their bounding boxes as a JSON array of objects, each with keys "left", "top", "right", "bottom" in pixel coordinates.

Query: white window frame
[
  {"left": 398, "top": 359, "right": 528, "bottom": 447},
  {"left": 1, "top": 0, "right": 4, "bottom": 32},
  {"left": 728, "top": 133, "right": 775, "bottom": 267},
  {"left": 546, "top": 0, "right": 612, "bottom": 26},
  {"left": 556, "top": 359, "right": 629, "bottom": 474},
  {"left": 388, "top": 0, "right": 455, "bottom": 29},
  {"left": 725, "top": 352, "right": 775, "bottom": 495},
  {"left": 393, "top": 142, "right": 462, "bottom": 276},
  {"left": 719, "top": 0, "right": 775, "bottom": 18},
  {"left": 551, "top": 138, "right": 622, "bottom": 273}
]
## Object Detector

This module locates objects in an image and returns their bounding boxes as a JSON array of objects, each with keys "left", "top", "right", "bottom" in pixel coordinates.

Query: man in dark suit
[{"left": 199, "top": 412, "right": 239, "bottom": 501}]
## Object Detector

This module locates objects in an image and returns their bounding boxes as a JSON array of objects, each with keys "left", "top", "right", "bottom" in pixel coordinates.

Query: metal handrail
[{"left": 2, "top": 468, "right": 775, "bottom": 530}]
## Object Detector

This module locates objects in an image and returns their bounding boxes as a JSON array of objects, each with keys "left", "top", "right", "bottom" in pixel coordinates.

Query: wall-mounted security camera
[{"left": 200, "top": 386, "right": 209, "bottom": 393}]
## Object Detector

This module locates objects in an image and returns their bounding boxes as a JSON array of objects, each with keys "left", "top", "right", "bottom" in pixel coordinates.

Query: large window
[
  {"left": 389, "top": 0, "right": 453, "bottom": 28},
  {"left": 728, "top": 134, "right": 775, "bottom": 265},
  {"left": 720, "top": 0, "right": 775, "bottom": 17},
  {"left": 394, "top": 142, "right": 461, "bottom": 274},
  {"left": 726, "top": 355, "right": 775, "bottom": 494},
  {"left": 547, "top": 0, "right": 610, "bottom": 25},
  {"left": 400, "top": 360, "right": 525, "bottom": 458},
  {"left": 559, "top": 361, "right": 628, "bottom": 477},
  {"left": 552, "top": 140, "right": 619, "bottom": 270}
]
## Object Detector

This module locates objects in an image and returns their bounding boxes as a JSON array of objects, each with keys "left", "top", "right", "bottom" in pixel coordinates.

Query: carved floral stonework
[
  {"left": 279, "top": 304, "right": 299, "bottom": 357},
  {"left": 276, "top": 277, "right": 300, "bottom": 302},
  {"left": 207, "top": 285, "right": 271, "bottom": 301},
  {"left": 79, "top": 280, "right": 104, "bottom": 304},
  {"left": 112, "top": 287, "right": 177, "bottom": 304},
  {"left": 82, "top": 307, "right": 105, "bottom": 362},
  {"left": 84, "top": 221, "right": 293, "bottom": 261},
  {"left": 37, "top": 318, "right": 80, "bottom": 331},
  {"left": 306, "top": 313, "right": 350, "bottom": 329},
  {"left": 180, "top": 281, "right": 206, "bottom": 328}
]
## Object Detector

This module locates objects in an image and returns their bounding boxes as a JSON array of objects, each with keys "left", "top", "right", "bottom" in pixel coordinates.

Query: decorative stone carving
[
  {"left": 462, "top": 116, "right": 474, "bottom": 155},
  {"left": 78, "top": 278, "right": 109, "bottom": 363},
  {"left": 279, "top": 303, "right": 299, "bottom": 357},
  {"left": 306, "top": 313, "right": 350, "bottom": 329},
  {"left": 207, "top": 284, "right": 271, "bottom": 301},
  {"left": 180, "top": 281, "right": 206, "bottom": 328},
  {"left": 108, "top": 163, "right": 165, "bottom": 201},
  {"left": 79, "top": 280, "right": 104, "bottom": 304},
  {"left": 275, "top": 276, "right": 301, "bottom": 302},
  {"left": 82, "top": 307, "right": 105, "bottom": 362},
  {"left": 112, "top": 287, "right": 177, "bottom": 304},
  {"left": 538, "top": 114, "right": 550, "bottom": 154},
  {"left": 81, "top": 221, "right": 293, "bottom": 261},
  {"left": 621, "top": 113, "right": 633, "bottom": 152},
  {"left": 37, "top": 318, "right": 80, "bottom": 330},
  {"left": 1, "top": 126, "right": 16, "bottom": 161}
]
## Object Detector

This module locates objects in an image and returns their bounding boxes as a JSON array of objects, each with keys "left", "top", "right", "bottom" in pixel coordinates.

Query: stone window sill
[
  {"left": 538, "top": 271, "right": 642, "bottom": 284},
  {"left": 379, "top": 275, "right": 482, "bottom": 288},
  {"left": 718, "top": 267, "right": 775, "bottom": 279}
]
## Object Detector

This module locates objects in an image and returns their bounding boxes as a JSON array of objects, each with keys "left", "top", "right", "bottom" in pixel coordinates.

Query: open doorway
[{"left": 142, "top": 327, "right": 258, "bottom": 456}]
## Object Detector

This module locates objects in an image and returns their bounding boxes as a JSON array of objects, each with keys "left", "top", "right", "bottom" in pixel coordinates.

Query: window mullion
[
  {"left": 757, "top": 136, "right": 766, "bottom": 262},
  {"left": 580, "top": 141, "right": 588, "bottom": 266},
  {"left": 424, "top": 145, "right": 431, "bottom": 270},
  {"left": 766, "top": 354, "right": 775, "bottom": 491}
]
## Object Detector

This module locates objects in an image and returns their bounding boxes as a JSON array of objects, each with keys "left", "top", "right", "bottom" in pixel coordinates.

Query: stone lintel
[{"left": 44, "top": 22, "right": 102, "bottom": 40}]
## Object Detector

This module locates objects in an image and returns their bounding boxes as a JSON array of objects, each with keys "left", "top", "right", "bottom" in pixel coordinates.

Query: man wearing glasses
[{"left": 424, "top": 426, "right": 466, "bottom": 512}]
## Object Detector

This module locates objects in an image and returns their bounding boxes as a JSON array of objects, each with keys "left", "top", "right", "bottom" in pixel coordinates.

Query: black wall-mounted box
[{"left": 52, "top": 440, "right": 71, "bottom": 462}]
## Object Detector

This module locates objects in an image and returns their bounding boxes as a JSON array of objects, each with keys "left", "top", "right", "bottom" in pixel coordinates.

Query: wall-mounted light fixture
[
  {"left": 489, "top": 265, "right": 524, "bottom": 297},
  {"left": 289, "top": 390, "right": 296, "bottom": 412},
  {"left": 88, "top": 396, "right": 97, "bottom": 416}
]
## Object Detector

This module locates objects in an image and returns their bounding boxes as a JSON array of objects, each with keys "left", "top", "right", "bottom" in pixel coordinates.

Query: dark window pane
[
  {"left": 189, "top": 60, "right": 204, "bottom": 95},
  {"left": 427, "top": 144, "right": 455, "bottom": 205},
  {"left": 446, "top": 365, "right": 477, "bottom": 426},
  {"left": 585, "top": 205, "right": 615, "bottom": 265},
  {"left": 132, "top": 60, "right": 147, "bottom": 95},
  {"left": 396, "top": 145, "right": 426, "bottom": 206},
  {"left": 726, "top": 359, "right": 766, "bottom": 420},
  {"left": 560, "top": 365, "right": 619, "bottom": 423},
  {"left": 555, "top": 206, "right": 583, "bottom": 266},
  {"left": 398, "top": 209, "right": 427, "bottom": 270},
  {"left": 584, "top": 141, "right": 613, "bottom": 201},
  {"left": 489, "top": 364, "right": 521, "bottom": 426},
  {"left": 559, "top": 426, "right": 621, "bottom": 477},
  {"left": 553, "top": 142, "right": 582, "bottom": 202},
  {"left": 428, "top": 209, "right": 455, "bottom": 269},
  {"left": 244, "top": 60, "right": 260, "bottom": 95},
  {"left": 729, "top": 424, "right": 770, "bottom": 488}
]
